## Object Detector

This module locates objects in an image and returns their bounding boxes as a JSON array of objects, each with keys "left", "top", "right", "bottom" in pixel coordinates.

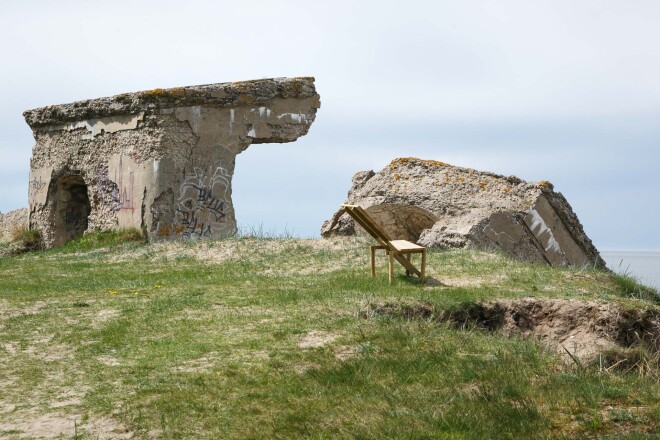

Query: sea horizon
[{"left": 601, "top": 250, "right": 660, "bottom": 290}]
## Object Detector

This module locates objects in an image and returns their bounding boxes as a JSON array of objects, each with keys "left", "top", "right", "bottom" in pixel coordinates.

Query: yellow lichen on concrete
[
  {"left": 141, "top": 87, "right": 187, "bottom": 98},
  {"left": 389, "top": 157, "right": 453, "bottom": 170}
]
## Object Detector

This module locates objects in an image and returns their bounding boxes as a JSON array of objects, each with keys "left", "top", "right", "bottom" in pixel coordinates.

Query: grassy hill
[{"left": 0, "top": 232, "right": 658, "bottom": 439}]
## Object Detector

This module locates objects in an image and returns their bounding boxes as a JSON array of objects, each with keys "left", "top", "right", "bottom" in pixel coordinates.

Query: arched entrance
[
  {"left": 364, "top": 204, "right": 438, "bottom": 242},
  {"left": 52, "top": 175, "right": 90, "bottom": 246}
]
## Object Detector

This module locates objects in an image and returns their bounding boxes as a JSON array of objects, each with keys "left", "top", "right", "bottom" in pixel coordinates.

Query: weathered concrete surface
[
  {"left": 24, "top": 77, "right": 320, "bottom": 247},
  {"left": 322, "top": 158, "right": 605, "bottom": 268},
  {"left": 0, "top": 208, "right": 29, "bottom": 242}
]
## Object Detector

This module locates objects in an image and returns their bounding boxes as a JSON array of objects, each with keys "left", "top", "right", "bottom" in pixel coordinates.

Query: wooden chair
[{"left": 341, "top": 204, "right": 427, "bottom": 284}]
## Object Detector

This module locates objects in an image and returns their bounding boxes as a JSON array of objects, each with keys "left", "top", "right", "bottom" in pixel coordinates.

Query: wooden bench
[{"left": 341, "top": 204, "right": 427, "bottom": 284}]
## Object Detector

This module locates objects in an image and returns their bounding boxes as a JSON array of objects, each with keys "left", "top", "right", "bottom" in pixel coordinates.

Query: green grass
[{"left": 0, "top": 234, "right": 658, "bottom": 439}]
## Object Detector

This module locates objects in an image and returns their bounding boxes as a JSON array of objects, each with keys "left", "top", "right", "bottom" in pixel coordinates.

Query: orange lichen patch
[
  {"left": 142, "top": 87, "right": 187, "bottom": 98},
  {"left": 394, "top": 173, "right": 402, "bottom": 180},
  {"left": 237, "top": 93, "right": 251, "bottom": 103},
  {"left": 479, "top": 182, "right": 487, "bottom": 191},
  {"left": 444, "top": 175, "right": 466, "bottom": 185},
  {"left": 503, "top": 186, "right": 511, "bottom": 193},
  {"left": 537, "top": 180, "right": 553, "bottom": 189},
  {"left": 389, "top": 157, "right": 453, "bottom": 170},
  {"left": 143, "top": 88, "right": 165, "bottom": 96}
]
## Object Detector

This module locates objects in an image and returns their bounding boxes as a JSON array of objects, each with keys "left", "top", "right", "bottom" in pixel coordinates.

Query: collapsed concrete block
[
  {"left": 322, "top": 158, "right": 605, "bottom": 268},
  {"left": 24, "top": 77, "right": 320, "bottom": 247},
  {"left": 0, "top": 208, "right": 29, "bottom": 242}
]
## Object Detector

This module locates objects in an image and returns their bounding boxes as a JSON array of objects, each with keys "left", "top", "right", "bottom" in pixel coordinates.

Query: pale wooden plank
[{"left": 390, "top": 240, "right": 425, "bottom": 251}]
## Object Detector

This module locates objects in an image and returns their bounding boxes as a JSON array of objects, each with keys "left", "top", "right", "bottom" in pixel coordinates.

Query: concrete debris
[
  {"left": 0, "top": 208, "right": 28, "bottom": 242},
  {"left": 24, "top": 77, "right": 320, "bottom": 247},
  {"left": 322, "top": 158, "right": 605, "bottom": 268}
]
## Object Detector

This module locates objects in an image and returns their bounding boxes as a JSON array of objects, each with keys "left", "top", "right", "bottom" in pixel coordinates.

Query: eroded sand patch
[{"left": 362, "top": 298, "right": 660, "bottom": 364}]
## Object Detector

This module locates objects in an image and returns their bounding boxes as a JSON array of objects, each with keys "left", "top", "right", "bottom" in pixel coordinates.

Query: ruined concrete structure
[
  {"left": 322, "top": 158, "right": 606, "bottom": 268},
  {"left": 24, "top": 77, "right": 320, "bottom": 247},
  {"left": 0, "top": 208, "right": 28, "bottom": 242}
]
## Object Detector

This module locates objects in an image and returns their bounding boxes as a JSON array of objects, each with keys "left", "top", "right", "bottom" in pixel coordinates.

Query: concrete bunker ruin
[
  {"left": 322, "top": 158, "right": 606, "bottom": 268},
  {"left": 24, "top": 77, "right": 320, "bottom": 247}
]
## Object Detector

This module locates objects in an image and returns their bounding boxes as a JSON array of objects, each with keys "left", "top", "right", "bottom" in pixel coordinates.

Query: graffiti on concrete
[
  {"left": 174, "top": 167, "right": 229, "bottom": 238},
  {"left": 29, "top": 175, "right": 46, "bottom": 199}
]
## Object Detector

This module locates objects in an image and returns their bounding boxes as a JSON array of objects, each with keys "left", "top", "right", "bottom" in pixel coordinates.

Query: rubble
[{"left": 322, "top": 158, "right": 605, "bottom": 268}]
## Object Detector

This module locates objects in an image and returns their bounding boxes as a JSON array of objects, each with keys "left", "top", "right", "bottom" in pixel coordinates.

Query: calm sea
[{"left": 601, "top": 251, "right": 660, "bottom": 289}]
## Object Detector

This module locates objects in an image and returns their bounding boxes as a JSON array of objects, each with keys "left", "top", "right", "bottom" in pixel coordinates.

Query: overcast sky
[{"left": 1, "top": 0, "right": 659, "bottom": 250}]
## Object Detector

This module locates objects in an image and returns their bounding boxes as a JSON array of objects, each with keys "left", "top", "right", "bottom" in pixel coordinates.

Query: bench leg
[
  {"left": 370, "top": 246, "right": 376, "bottom": 278},
  {"left": 405, "top": 254, "right": 411, "bottom": 276},
  {"left": 388, "top": 251, "right": 394, "bottom": 284},
  {"left": 421, "top": 249, "right": 427, "bottom": 280}
]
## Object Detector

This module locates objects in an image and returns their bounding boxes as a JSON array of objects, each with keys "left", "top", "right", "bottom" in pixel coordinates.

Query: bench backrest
[
  {"left": 341, "top": 204, "right": 395, "bottom": 250},
  {"left": 341, "top": 204, "right": 423, "bottom": 277}
]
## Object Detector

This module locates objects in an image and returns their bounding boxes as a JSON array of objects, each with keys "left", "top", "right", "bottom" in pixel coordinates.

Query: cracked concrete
[
  {"left": 24, "top": 77, "right": 320, "bottom": 247},
  {"left": 322, "top": 158, "right": 605, "bottom": 268}
]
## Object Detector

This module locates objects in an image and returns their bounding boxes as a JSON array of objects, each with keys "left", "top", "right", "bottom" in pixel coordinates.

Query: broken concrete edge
[
  {"left": 321, "top": 157, "right": 606, "bottom": 269},
  {"left": 23, "top": 77, "right": 319, "bottom": 128},
  {"left": 541, "top": 190, "right": 606, "bottom": 268},
  {"left": 321, "top": 158, "right": 547, "bottom": 236}
]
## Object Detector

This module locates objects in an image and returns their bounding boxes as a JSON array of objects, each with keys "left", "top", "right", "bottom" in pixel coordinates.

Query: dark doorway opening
[
  {"left": 365, "top": 204, "right": 438, "bottom": 242},
  {"left": 52, "top": 175, "right": 91, "bottom": 246}
]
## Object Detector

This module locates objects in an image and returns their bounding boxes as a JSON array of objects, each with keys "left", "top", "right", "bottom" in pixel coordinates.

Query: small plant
[
  {"left": 9, "top": 226, "right": 43, "bottom": 253},
  {"left": 59, "top": 228, "right": 146, "bottom": 252},
  {"left": 234, "top": 223, "right": 295, "bottom": 240}
]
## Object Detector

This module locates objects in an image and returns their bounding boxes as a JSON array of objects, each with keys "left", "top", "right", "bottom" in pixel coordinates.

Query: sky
[{"left": 1, "top": 0, "right": 659, "bottom": 250}]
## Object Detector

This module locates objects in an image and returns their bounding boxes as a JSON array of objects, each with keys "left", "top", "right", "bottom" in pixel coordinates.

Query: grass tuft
[
  {"left": 57, "top": 228, "right": 146, "bottom": 253},
  {"left": 5, "top": 225, "right": 43, "bottom": 254},
  {"left": 611, "top": 271, "right": 660, "bottom": 304}
]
